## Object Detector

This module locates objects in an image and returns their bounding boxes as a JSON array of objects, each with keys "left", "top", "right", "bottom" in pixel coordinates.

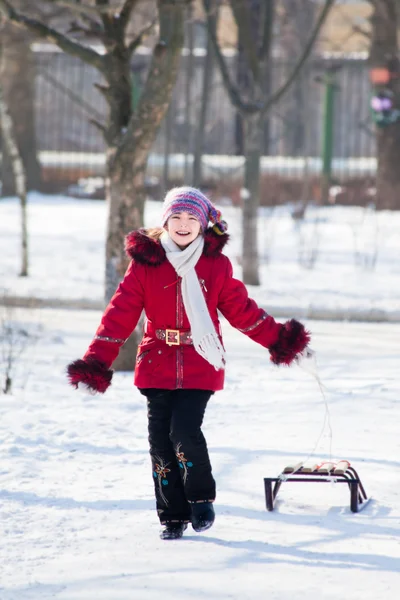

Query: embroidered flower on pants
[
  {"left": 153, "top": 457, "right": 171, "bottom": 505},
  {"left": 176, "top": 443, "right": 193, "bottom": 483}
]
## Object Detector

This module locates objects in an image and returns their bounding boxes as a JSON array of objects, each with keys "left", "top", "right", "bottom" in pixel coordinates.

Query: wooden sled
[{"left": 264, "top": 460, "right": 369, "bottom": 513}]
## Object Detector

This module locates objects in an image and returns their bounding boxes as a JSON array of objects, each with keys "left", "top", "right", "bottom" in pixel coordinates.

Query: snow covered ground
[
  {"left": 1, "top": 309, "right": 399, "bottom": 600},
  {"left": 1, "top": 194, "right": 400, "bottom": 599}
]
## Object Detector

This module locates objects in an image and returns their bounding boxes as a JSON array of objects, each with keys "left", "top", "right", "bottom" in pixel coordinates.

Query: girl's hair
[{"left": 146, "top": 227, "right": 164, "bottom": 241}]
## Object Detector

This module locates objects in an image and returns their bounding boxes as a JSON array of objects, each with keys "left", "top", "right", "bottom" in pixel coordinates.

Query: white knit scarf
[{"left": 160, "top": 231, "right": 226, "bottom": 371}]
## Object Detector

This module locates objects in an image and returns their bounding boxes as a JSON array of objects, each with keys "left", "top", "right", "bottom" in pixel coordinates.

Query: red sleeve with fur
[
  {"left": 67, "top": 261, "right": 145, "bottom": 393},
  {"left": 217, "top": 257, "right": 281, "bottom": 348},
  {"left": 82, "top": 261, "right": 145, "bottom": 368},
  {"left": 217, "top": 257, "right": 310, "bottom": 365}
]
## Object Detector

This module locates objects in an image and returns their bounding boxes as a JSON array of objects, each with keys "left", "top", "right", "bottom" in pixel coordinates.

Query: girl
[{"left": 67, "top": 186, "right": 311, "bottom": 540}]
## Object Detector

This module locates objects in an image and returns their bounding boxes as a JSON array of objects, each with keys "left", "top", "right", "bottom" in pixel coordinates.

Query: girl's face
[{"left": 166, "top": 211, "right": 202, "bottom": 248}]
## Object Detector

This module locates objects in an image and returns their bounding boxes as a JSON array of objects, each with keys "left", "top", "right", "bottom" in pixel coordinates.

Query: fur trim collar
[{"left": 125, "top": 227, "right": 229, "bottom": 266}]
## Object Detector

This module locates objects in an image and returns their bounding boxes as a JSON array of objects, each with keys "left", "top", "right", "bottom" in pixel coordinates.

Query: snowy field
[
  {"left": 0, "top": 194, "right": 400, "bottom": 599},
  {"left": 1, "top": 192, "right": 400, "bottom": 320},
  {"left": 0, "top": 310, "right": 399, "bottom": 600}
]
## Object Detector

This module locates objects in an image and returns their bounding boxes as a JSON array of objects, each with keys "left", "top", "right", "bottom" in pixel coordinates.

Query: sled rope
[{"left": 279, "top": 368, "right": 333, "bottom": 481}]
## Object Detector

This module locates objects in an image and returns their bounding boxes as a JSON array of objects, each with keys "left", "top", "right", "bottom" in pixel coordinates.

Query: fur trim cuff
[
  {"left": 269, "top": 319, "right": 311, "bottom": 366},
  {"left": 67, "top": 358, "right": 113, "bottom": 393}
]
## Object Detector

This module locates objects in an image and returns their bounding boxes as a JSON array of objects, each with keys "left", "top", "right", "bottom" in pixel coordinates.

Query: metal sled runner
[{"left": 264, "top": 460, "right": 369, "bottom": 513}]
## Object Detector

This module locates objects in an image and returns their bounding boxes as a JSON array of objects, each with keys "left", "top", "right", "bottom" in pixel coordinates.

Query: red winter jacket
[{"left": 67, "top": 228, "right": 310, "bottom": 393}]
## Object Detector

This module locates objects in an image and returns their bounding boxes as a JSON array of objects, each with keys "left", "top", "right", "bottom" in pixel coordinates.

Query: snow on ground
[
  {"left": 1, "top": 193, "right": 400, "bottom": 320},
  {"left": 0, "top": 194, "right": 400, "bottom": 599},
  {"left": 0, "top": 309, "right": 399, "bottom": 600}
]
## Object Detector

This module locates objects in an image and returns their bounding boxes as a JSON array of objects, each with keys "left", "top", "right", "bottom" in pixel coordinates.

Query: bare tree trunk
[
  {"left": 370, "top": 0, "right": 400, "bottom": 210},
  {"left": 0, "top": 39, "right": 28, "bottom": 277},
  {"left": 184, "top": 4, "right": 194, "bottom": 182},
  {"left": 105, "top": 7, "right": 185, "bottom": 299},
  {"left": 192, "top": 23, "right": 214, "bottom": 188},
  {"left": 1, "top": 22, "right": 41, "bottom": 196},
  {"left": 242, "top": 112, "right": 262, "bottom": 285},
  {"left": 107, "top": 146, "right": 146, "bottom": 372},
  {"left": 376, "top": 122, "right": 400, "bottom": 210},
  {"left": 162, "top": 105, "right": 172, "bottom": 198},
  {"left": 106, "top": 3, "right": 186, "bottom": 371}
]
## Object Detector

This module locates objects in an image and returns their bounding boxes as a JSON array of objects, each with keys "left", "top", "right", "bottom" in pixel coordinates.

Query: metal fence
[{"left": 33, "top": 45, "right": 377, "bottom": 191}]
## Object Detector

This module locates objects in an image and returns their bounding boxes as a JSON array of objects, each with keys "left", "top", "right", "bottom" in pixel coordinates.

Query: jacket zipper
[{"left": 176, "top": 278, "right": 184, "bottom": 389}]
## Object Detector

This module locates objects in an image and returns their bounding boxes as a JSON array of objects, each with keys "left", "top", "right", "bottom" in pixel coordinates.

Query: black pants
[{"left": 141, "top": 388, "right": 216, "bottom": 524}]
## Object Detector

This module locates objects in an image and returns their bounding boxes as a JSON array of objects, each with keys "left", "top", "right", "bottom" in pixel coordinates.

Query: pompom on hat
[{"left": 161, "top": 186, "right": 228, "bottom": 235}]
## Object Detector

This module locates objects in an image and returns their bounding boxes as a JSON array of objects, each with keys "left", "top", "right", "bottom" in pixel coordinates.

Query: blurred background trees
[
  {"left": 0, "top": 0, "right": 190, "bottom": 369},
  {"left": 1, "top": 2, "right": 399, "bottom": 303},
  {"left": 203, "top": 0, "right": 334, "bottom": 284}
]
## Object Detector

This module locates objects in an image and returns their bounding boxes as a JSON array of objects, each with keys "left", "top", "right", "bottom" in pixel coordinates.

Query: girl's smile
[{"left": 167, "top": 211, "right": 201, "bottom": 248}]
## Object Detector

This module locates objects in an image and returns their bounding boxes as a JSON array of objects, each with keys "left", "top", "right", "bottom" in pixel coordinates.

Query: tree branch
[
  {"left": 260, "top": 0, "right": 335, "bottom": 117},
  {"left": 259, "top": 0, "right": 274, "bottom": 61},
  {"left": 205, "top": 0, "right": 334, "bottom": 117},
  {"left": 92, "top": 0, "right": 119, "bottom": 44},
  {"left": 230, "top": 0, "right": 260, "bottom": 81},
  {"left": 203, "top": 0, "right": 255, "bottom": 115},
  {"left": 42, "top": 0, "right": 113, "bottom": 17},
  {"left": 34, "top": 3, "right": 66, "bottom": 21},
  {"left": 67, "top": 17, "right": 106, "bottom": 42},
  {"left": 78, "top": 8, "right": 103, "bottom": 29},
  {"left": 119, "top": 0, "right": 141, "bottom": 30},
  {"left": 352, "top": 24, "right": 371, "bottom": 40},
  {"left": 94, "top": 82, "right": 113, "bottom": 102},
  {"left": 127, "top": 17, "right": 157, "bottom": 56},
  {"left": 89, "top": 118, "right": 109, "bottom": 142},
  {"left": 116, "top": 0, "right": 189, "bottom": 164},
  {"left": 37, "top": 68, "right": 105, "bottom": 121},
  {"left": 0, "top": 0, "right": 106, "bottom": 72}
]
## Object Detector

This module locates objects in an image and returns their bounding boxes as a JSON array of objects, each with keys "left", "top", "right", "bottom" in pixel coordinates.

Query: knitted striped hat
[{"left": 161, "top": 186, "right": 228, "bottom": 235}]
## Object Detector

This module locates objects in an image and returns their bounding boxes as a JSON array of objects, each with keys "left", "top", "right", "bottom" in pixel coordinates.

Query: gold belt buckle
[{"left": 165, "top": 329, "right": 180, "bottom": 346}]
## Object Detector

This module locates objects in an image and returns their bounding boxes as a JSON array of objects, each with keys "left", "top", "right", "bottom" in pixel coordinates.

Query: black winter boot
[
  {"left": 160, "top": 522, "right": 188, "bottom": 540},
  {"left": 191, "top": 502, "right": 215, "bottom": 532}
]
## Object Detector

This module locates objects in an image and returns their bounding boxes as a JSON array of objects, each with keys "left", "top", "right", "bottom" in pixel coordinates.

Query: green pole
[
  {"left": 321, "top": 71, "right": 336, "bottom": 205},
  {"left": 131, "top": 71, "right": 141, "bottom": 111}
]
